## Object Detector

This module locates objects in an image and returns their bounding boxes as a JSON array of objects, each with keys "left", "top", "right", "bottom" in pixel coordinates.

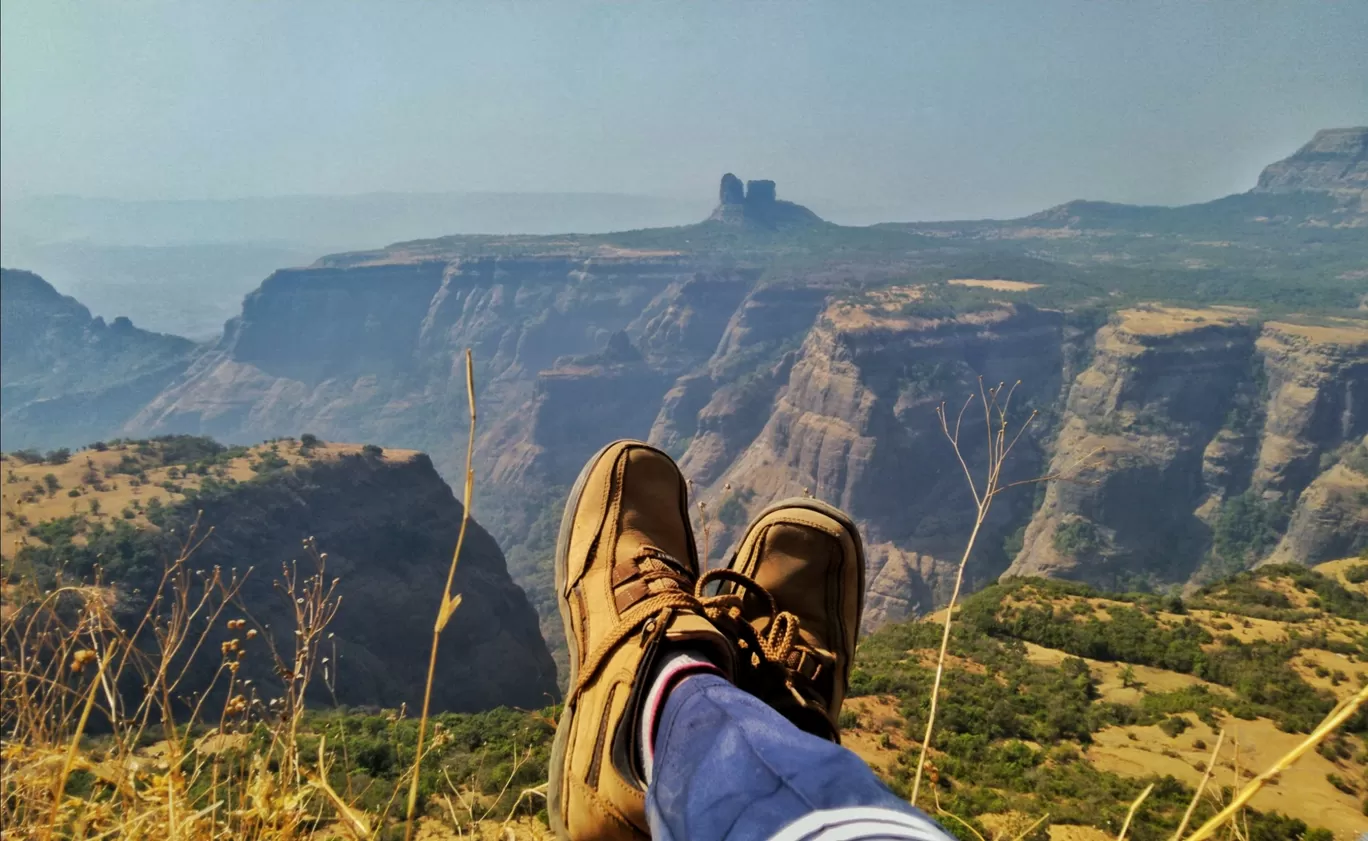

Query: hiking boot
[
  {"left": 721, "top": 498, "right": 866, "bottom": 742},
  {"left": 548, "top": 440, "right": 736, "bottom": 841}
]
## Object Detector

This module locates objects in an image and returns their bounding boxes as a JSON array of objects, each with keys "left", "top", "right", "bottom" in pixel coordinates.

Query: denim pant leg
[{"left": 644, "top": 674, "right": 954, "bottom": 841}]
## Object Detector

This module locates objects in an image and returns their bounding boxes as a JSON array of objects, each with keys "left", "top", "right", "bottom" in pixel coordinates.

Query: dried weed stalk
[
  {"left": 0, "top": 514, "right": 348, "bottom": 839},
  {"left": 404, "top": 348, "right": 478, "bottom": 841},
  {"left": 911, "top": 378, "right": 1098, "bottom": 805}
]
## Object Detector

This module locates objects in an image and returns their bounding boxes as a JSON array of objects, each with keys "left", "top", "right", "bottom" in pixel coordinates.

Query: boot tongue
[
  {"left": 662, "top": 613, "right": 735, "bottom": 678},
  {"left": 752, "top": 522, "right": 839, "bottom": 639}
]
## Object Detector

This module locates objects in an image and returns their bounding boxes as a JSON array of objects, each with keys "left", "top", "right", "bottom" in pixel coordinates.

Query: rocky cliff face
[
  {"left": 125, "top": 251, "right": 764, "bottom": 646},
  {"left": 1007, "top": 310, "right": 1368, "bottom": 588},
  {"left": 1254, "top": 126, "right": 1368, "bottom": 199},
  {"left": 184, "top": 448, "right": 558, "bottom": 711},
  {"left": 1, "top": 269, "right": 198, "bottom": 451},
  {"left": 130, "top": 254, "right": 726, "bottom": 457},
  {"left": 676, "top": 293, "right": 1066, "bottom": 628},
  {"left": 125, "top": 262, "right": 1368, "bottom": 642},
  {"left": 9, "top": 134, "right": 1366, "bottom": 646},
  {"left": 1265, "top": 445, "right": 1368, "bottom": 567}
]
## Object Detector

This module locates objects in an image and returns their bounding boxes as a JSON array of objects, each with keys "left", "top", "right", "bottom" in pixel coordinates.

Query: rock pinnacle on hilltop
[{"left": 707, "top": 173, "right": 824, "bottom": 230}]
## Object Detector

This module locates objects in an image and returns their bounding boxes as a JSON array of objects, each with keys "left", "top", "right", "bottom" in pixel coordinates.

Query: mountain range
[{"left": 3, "top": 127, "right": 1365, "bottom": 663}]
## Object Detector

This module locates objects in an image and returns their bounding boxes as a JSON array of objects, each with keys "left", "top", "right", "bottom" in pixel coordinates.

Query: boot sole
[{"left": 547, "top": 439, "right": 635, "bottom": 840}]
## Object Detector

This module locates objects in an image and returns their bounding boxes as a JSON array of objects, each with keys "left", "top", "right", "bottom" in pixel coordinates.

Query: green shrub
[
  {"left": 1053, "top": 520, "right": 1102, "bottom": 556},
  {"left": 1158, "top": 716, "right": 1190, "bottom": 738},
  {"left": 1212, "top": 490, "right": 1290, "bottom": 567},
  {"left": 251, "top": 452, "right": 290, "bottom": 473}
]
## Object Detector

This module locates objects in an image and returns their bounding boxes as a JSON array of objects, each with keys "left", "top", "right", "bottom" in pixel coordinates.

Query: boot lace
[{"left": 567, "top": 549, "right": 801, "bottom": 703}]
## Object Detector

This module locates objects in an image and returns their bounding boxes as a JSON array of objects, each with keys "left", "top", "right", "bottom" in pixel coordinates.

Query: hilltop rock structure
[{"left": 708, "top": 173, "right": 824, "bottom": 229}]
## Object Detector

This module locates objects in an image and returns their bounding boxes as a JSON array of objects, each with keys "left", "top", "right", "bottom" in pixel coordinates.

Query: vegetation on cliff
[{"left": 2, "top": 436, "right": 557, "bottom": 713}]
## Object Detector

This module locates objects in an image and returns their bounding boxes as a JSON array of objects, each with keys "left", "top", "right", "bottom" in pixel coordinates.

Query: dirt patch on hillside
[
  {"left": 824, "top": 286, "right": 924, "bottom": 331},
  {"left": 843, "top": 695, "right": 914, "bottom": 773}
]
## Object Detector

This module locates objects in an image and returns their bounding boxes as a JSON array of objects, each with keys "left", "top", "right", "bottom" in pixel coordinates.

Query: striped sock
[{"left": 639, "top": 649, "right": 721, "bottom": 784}]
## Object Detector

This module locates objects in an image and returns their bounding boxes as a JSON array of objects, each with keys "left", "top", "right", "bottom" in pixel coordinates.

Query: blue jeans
[{"left": 645, "top": 674, "right": 955, "bottom": 841}]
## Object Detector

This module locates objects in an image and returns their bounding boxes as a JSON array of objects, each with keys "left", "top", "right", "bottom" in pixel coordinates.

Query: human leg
[
  {"left": 645, "top": 672, "right": 952, "bottom": 841},
  {"left": 641, "top": 499, "right": 952, "bottom": 841}
]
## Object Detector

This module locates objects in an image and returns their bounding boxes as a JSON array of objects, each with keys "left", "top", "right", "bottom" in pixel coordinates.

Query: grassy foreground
[
  {"left": 6, "top": 553, "right": 1367, "bottom": 838},
  {"left": 3, "top": 437, "right": 1367, "bottom": 839}
]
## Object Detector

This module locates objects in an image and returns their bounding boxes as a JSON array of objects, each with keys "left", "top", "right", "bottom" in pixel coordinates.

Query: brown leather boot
[
  {"left": 548, "top": 441, "right": 737, "bottom": 841},
  {"left": 722, "top": 498, "right": 866, "bottom": 742}
]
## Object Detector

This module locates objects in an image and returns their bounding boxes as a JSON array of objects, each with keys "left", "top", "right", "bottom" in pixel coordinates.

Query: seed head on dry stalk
[
  {"left": 404, "top": 348, "right": 477, "bottom": 841},
  {"left": 911, "top": 377, "right": 1101, "bottom": 807}
]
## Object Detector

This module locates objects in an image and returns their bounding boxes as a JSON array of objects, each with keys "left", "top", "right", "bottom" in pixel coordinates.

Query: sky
[{"left": 2, "top": 1, "right": 1365, "bottom": 221}]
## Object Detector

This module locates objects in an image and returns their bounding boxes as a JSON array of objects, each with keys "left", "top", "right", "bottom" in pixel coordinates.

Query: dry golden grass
[
  {"left": 822, "top": 285, "right": 925, "bottom": 330},
  {"left": 0, "top": 422, "right": 532, "bottom": 841},
  {"left": 0, "top": 442, "right": 420, "bottom": 561},
  {"left": 1182, "top": 609, "right": 1292, "bottom": 645},
  {"left": 1315, "top": 558, "right": 1368, "bottom": 593},
  {"left": 1090, "top": 713, "right": 1368, "bottom": 840},
  {"left": 1115, "top": 306, "right": 1247, "bottom": 337},
  {"left": 1047, "top": 825, "right": 1113, "bottom": 841},
  {"left": 0, "top": 501, "right": 545, "bottom": 841},
  {"left": 1020, "top": 642, "right": 1228, "bottom": 705},
  {"left": 1291, "top": 648, "right": 1368, "bottom": 702},
  {"left": 1, "top": 524, "right": 344, "bottom": 839},
  {"left": 999, "top": 579, "right": 1368, "bottom": 836},
  {"left": 975, "top": 811, "right": 1050, "bottom": 838},
  {"left": 947, "top": 278, "right": 1043, "bottom": 291},
  {"left": 1263, "top": 319, "right": 1368, "bottom": 347}
]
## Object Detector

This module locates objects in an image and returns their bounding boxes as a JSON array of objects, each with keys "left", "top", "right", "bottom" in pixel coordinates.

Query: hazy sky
[{"left": 3, "top": 1, "right": 1365, "bottom": 220}]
